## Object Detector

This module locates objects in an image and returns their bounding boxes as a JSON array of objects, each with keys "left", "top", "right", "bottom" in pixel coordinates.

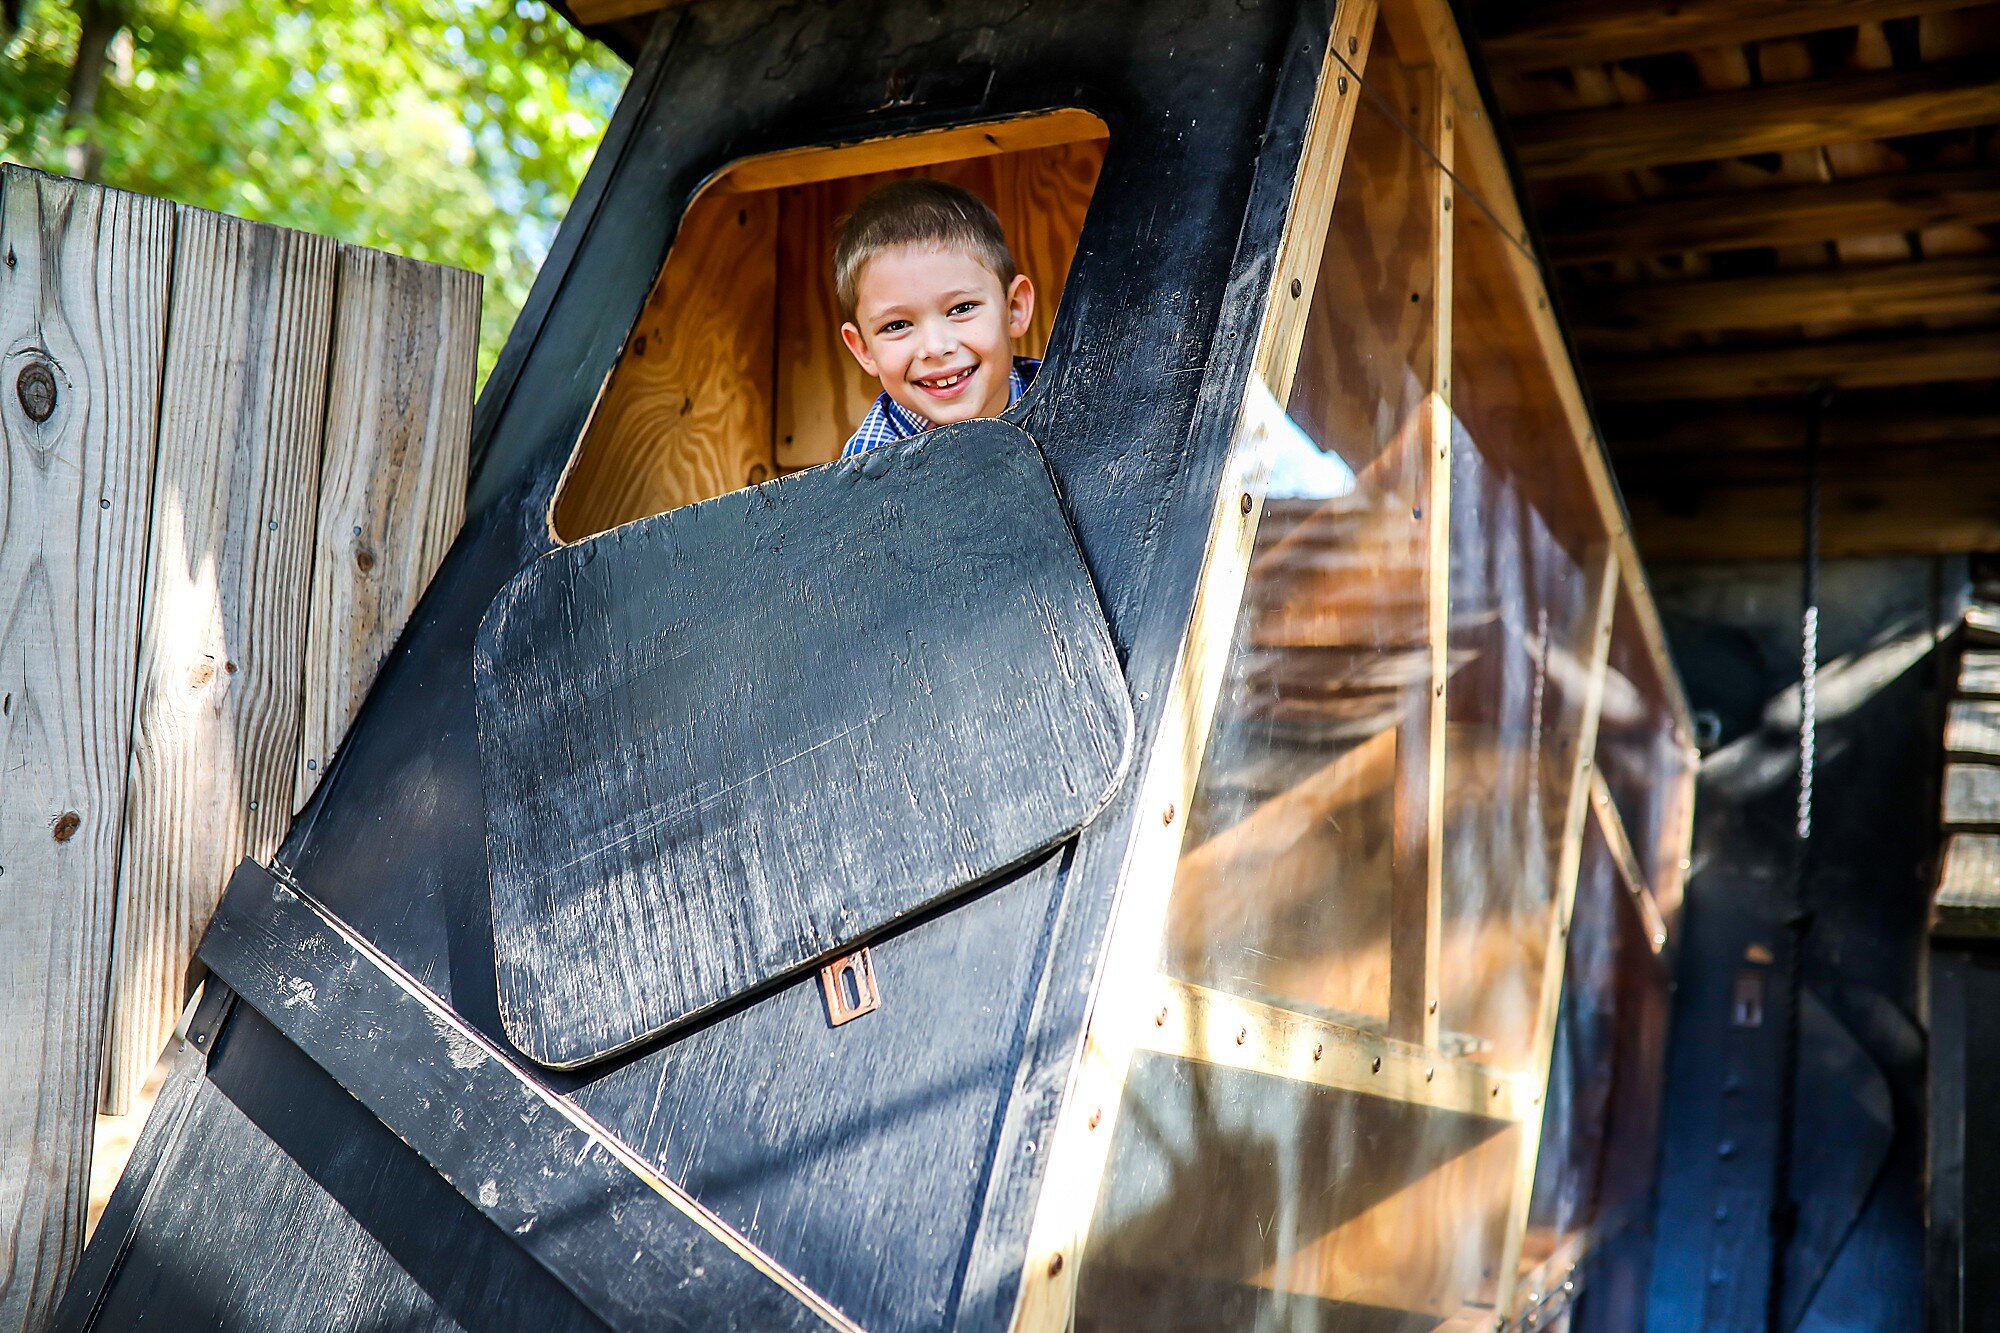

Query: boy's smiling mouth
[{"left": 913, "top": 364, "right": 977, "bottom": 400}]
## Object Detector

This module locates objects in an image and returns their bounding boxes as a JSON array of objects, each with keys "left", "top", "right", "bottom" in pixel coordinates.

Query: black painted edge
[
  {"left": 948, "top": 3, "right": 1336, "bottom": 1325},
  {"left": 46, "top": 988, "right": 232, "bottom": 1333},
  {"left": 196, "top": 859, "right": 858, "bottom": 1333}
]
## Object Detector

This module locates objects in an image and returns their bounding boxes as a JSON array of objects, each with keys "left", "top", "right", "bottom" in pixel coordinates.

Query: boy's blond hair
[{"left": 833, "top": 179, "right": 1019, "bottom": 321}]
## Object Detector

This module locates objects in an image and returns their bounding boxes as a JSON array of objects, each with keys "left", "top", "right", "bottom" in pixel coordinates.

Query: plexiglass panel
[
  {"left": 1521, "top": 813, "right": 1671, "bottom": 1301},
  {"left": 1069, "top": 13, "right": 1686, "bottom": 1328}
]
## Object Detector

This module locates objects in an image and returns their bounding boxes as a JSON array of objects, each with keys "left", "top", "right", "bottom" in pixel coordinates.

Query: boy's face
[{"left": 840, "top": 244, "right": 1035, "bottom": 427}]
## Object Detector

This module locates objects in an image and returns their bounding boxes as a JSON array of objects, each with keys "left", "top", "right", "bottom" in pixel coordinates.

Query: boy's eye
[
  {"left": 949, "top": 301, "right": 979, "bottom": 317},
  {"left": 878, "top": 319, "right": 912, "bottom": 335}
]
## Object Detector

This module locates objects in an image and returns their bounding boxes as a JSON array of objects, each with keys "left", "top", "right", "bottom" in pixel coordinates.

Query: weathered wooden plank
[
  {"left": 1545, "top": 166, "right": 2000, "bottom": 264},
  {"left": 1577, "top": 256, "right": 2000, "bottom": 336},
  {"left": 0, "top": 165, "right": 174, "bottom": 1332},
  {"left": 100, "top": 209, "right": 336, "bottom": 1114},
  {"left": 479, "top": 418, "right": 1132, "bottom": 1067},
  {"left": 1590, "top": 330, "right": 2000, "bottom": 401},
  {"left": 1513, "top": 60, "right": 2000, "bottom": 179},
  {"left": 295, "top": 246, "right": 478, "bottom": 808},
  {"left": 1935, "top": 834, "right": 2000, "bottom": 939},
  {"left": 1945, "top": 764, "right": 2000, "bottom": 831},
  {"left": 1961, "top": 651, "right": 2000, "bottom": 697},
  {"left": 198, "top": 861, "right": 854, "bottom": 1332},
  {"left": 1948, "top": 701, "right": 2000, "bottom": 760},
  {"left": 1480, "top": 0, "right": 1984, "bottom": 73}
]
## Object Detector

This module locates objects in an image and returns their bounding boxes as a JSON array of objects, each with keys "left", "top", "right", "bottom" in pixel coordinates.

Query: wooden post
[{"left": 1388, "top": 52, "right": 1455, "bottom": 1050}]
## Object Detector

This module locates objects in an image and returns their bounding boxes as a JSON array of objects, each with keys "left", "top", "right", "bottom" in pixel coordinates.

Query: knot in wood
[
  {"left": 17, "top": 359, "right": 57, "bottom": 423},
  {"left": 52, "top": 811, "right": 81, "bottom": 842}
]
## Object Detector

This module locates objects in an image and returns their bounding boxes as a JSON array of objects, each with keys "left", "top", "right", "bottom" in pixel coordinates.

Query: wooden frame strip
[
  {"left": 198, "top": 859, "right": 859, "bottom": 1333},
  {"left": 1387, "top": 54, "right": 1456, "bottom": 1049},
  {"left": 1137, "top": 976, "right": 1530, "bottom": 1122},
  {"left": 1591, "top": 770, "right": 1671, "bottom": 954},
  {"left": 1493, "top": 543, "right": 1621, "bottom": 1316},
  {"left": 1006, "top": 5, "right": 1381, "bottom": 1325}
]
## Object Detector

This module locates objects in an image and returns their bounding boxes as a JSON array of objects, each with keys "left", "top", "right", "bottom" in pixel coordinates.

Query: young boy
[{"left": 834, "top": 178, "right": 1038, "bottom": 457}]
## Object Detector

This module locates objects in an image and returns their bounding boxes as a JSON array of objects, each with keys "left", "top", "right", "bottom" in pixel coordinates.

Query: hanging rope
[{"left": 1767, "top": 381, "right": 1831, "bottom": 1333}]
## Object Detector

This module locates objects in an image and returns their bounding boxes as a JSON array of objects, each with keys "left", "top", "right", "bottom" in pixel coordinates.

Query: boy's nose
[{"left": 922, "top": 323, "right": 959, "bottom": 358}]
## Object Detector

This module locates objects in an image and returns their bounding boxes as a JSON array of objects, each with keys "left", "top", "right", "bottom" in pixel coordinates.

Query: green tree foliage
[{"left": 1, "top": 1, "right": 626, "bottom": 384}]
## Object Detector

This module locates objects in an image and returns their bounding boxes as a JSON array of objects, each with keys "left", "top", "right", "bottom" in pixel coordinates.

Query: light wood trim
[
  {"left": 714, "top": 110, "right": 1109, "bottom": 194},
  {"left": 1480, "top": 0, "right": 1984, "bottom": 73},
  {"left": 565, "top": 0, "right": 687, "bottom": 24},
  {"left": 1138, "top": 976, "right": 1532, "bottom": 1121},
  {"left": 1513, "top": 59, "right": 2000, "bottom": 179},
  {"left": 1578, "top": 254, "right": 2000, "bottom": 336},
  {"left": 1494, "top": 544, "right": 1621, "bottom": 1316},
  {"left": 1590, "top": 770, "right": 1670, "bottom": 954},
  {"left": 1007, "top": 8, "right": 1380, "bottom": 1325},
  {"left": 1592, "top": 328, "right": 2000, "bottom": 401},
  {"left": 1390, "top": 61, "right": 1455, "bottom": 1048},
  {"left": 1405, "top": 0, "right": 1697, "bottom": 752},
  {"left": 1546, "top": 165, "right": 2000, "bottom": 264}
]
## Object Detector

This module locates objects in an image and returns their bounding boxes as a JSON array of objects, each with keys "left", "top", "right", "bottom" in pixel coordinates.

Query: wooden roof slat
[
  {"left": 1481, "top": 0, "right": 1986, "bottom": 72},
  {"left": 1604, "top": 401, "right": 2000, "bottom": 458},
  {"left": 1948, "top": 699, "right": 2000, "bottom": 758},
  {"left": 1963, "top": 650, "right": 2000, "bottom": 697},
  {"left": 1513, "top": 59, "right": 2000, "bottom": 178},
  {"left": 1544, "top": 165, "right": 2000, "bottom": 264},
  {"left": 1935, "top": 832, "right": 2000, "bottom": 938},
  {"left": 1590, "top": 328, "right": 2000, "bottom": 399},
  {"left": 1576, "top": 254, "right": 2000, "bottom": 335},
  {"left": 1945, "top": 763, "right": 2000, "bottom": 829}
]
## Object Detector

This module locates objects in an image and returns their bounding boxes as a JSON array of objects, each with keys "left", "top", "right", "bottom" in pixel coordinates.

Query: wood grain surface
[
  {"left": 478, "top": 419, "right": 1132, "bottom": 1067},
  {"left": 553, "top": 189, "right": 779, "bottom": 539},
  {"left": 1944, "top": 764, "right": 2000, "bottom": 831},
  {"left": 1936, "top": 833, "right": 2000, "bottom": 938},
  {"left": 295, "top": 246, "right": 479, "bottom": 808},
  {"left": 0, "top": 165, "right": 174, "bottom": 1332},
  {"left": 100, "top": 211, "right": 337, "bottom": 1114}
]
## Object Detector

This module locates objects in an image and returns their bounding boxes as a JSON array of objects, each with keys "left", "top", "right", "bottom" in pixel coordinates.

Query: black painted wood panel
[
  {"left": 475, "top": 419, "right": 1131, "bottom": 1067},
  {"left": 199, "top": 861, "right": 846, "bottom": 1332}
]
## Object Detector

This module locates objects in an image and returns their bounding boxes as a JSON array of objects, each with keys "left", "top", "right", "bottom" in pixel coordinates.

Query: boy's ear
[
  {"left": 1006, "top": 274, "right": 1035, "bottom": 340},
  {"left": 839, "top": 321, "right": 878, "bottom": 377}
]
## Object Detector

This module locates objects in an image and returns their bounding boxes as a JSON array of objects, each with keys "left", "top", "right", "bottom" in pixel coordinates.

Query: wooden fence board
[
  {"left": 99, "top": 210, "right": 337, "bottom": 1114},
  {"left": 294, "top": 246, "right": 478, "bottom": 808},
  {"left": 0, "top": 165, "right": 174, "bottom": 1331}
]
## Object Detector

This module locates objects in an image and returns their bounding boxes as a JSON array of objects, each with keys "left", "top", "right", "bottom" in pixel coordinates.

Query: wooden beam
[
  {"left": 1480, "top": 0, "right": 1984, "bottom": 73},
  {"left": 1136, "top": 976, "right": 1530, "bottom": 1121},
  {"left": 1545, "top": 166, "right": 2000, "bottom": 264},
  {"left": 1590, "top": 329, "right": 2000, "bottom": 400},
  {"left": 1513, "top": 60, "right": 2000, "bottom": 179},
  {"left": 564, "top": 0, "right": 682, "bottom": 24},
  {"left": 1603, "top": 400, "right": 2000, "bottom": 459},
  {"left": 1389, "top": 62, "right": 1455, "bottom": 1049},
  {"left": 1576, "top": 255, "right": 2000, "bottom": 336},
  {"left": 1624, "top": 450, "right": 2000, "bottom": 560}
]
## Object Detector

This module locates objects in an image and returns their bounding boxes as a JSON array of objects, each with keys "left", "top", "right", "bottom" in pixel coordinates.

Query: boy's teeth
[{"left": 924, "top": 370, "right": 967, "bottom": 387}]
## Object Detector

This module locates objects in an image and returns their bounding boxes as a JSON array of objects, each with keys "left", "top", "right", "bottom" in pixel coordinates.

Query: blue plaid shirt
[{"left": 840, "top": 358, "right": 1040, "bottom": 458}]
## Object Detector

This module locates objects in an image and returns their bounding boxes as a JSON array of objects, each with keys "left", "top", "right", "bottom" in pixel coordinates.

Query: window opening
[{"left": 551, "top": 110, "right": 1107, "bottom": 542}]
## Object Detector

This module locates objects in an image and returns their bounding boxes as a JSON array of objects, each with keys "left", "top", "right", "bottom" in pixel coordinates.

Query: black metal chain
[{"left": 1767, "top": 381, "right": 1831, "bottom": 1332}]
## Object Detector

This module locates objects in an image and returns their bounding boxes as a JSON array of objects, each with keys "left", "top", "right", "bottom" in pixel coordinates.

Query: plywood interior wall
[{"left": 553, "top": 117, "right": 1106, "bottom": 542}]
